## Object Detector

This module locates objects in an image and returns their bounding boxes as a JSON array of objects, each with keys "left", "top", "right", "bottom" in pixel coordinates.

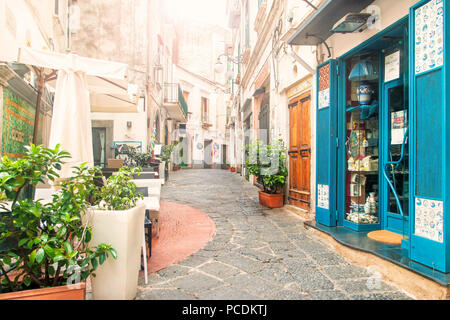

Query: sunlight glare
[{"left": 163, "top": 0, "right": 227, "bottom": 27}]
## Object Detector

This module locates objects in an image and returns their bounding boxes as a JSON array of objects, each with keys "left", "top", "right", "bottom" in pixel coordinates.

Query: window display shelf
[{"left": 344, "top": 54, "right": 381, "bottom": 228}]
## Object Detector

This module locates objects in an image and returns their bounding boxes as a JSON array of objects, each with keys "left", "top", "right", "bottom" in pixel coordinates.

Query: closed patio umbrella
[
  {"left": 9, "top": 48, "right": 137, "bottom": 179},
  {"left": 48, "top": 55, "right": 93, "bottom": 178}
]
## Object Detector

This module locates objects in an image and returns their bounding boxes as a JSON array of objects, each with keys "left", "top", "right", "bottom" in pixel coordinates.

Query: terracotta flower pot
[
  {"left": 258, "top": 191, "right": 284, "bottom": 208},
  {"left": 231, "top": 168, "right": 236, "bottom": 172},
  {"left": 0, "top": 282, "right": 86, "bottom": 300},
  {"left": 226, "top": 166, "right": 230, "bottom": 170}
]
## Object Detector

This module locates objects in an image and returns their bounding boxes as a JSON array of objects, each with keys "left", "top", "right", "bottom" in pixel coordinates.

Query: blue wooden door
[
  {"left": 409, "top": 0, "right": 449, "bottom": 273},
  {"left": 315, "top": 60, "right": 338, "bottom": 226}
]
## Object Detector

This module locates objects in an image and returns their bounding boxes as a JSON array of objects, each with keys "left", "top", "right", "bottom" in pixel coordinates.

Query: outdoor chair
[
  {"left": 135, "top": 186, "right": 161, "bottom": 239},
  {"left": 136, "top": 186, "right": 155, "bottom": 285},
  {"left": 136, "top": 186, "right": 159, "bottom": 245}
]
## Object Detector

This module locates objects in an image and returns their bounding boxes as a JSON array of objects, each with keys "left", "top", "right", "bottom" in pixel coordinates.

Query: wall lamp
[
  {"left": 214, "top": 54, "right": 243, "bottom": 74},
  {"left": 332, "top": 12, "right": 372, "bottom": 34}
]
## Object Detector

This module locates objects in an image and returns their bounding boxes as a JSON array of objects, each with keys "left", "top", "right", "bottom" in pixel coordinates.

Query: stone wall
[{"left": 70, "top": 0, "right": 148, "bottom": 86}]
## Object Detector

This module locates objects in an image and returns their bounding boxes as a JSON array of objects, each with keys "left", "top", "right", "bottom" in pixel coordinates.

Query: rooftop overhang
[{"left": 287, "top": 0, "right": 376, "bottom": 46}]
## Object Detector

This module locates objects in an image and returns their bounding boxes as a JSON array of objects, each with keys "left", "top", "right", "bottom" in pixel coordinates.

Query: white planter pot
[
  {"left": 159, "top": 161, "right": 165, "bottom": 183},
  {"left": 87, "top": 203, "right": 145, "bottom": 300}
]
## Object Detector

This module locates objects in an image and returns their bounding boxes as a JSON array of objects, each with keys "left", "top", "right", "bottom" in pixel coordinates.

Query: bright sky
[{"left": 163, "top": 0, "right": 228, "bottom": 28}]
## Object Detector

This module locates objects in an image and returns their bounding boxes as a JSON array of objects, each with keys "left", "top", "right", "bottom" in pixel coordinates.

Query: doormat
[{"left": 367, "top": 230, "right": 403, "bottom": 245}]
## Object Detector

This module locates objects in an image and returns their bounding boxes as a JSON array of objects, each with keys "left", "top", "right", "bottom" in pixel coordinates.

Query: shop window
[{"left": 344, "top": 54, "right": 380, "bottom": 226}]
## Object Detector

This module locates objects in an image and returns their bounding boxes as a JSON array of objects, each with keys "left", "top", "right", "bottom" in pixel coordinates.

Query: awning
[
  {"left": 253, "top": 87, "right": 266, "bottom": 97},
  {"left": 287, "top": 0, "right": 376, "bottom": 46}
]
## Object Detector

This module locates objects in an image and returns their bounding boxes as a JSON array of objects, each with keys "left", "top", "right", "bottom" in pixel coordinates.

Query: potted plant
[
  {"left": 86, "top": 166, "right": 145, "bottom": 300},
  {"left": 245, "top": 139, "right": 288, "bottom": 208},
  {"left": 124, "top": 146, "right": 153, "bottom": 169},
  {"left": 0, "top": 144, "right": 116, "bottom": 300},
  {"left": 226, "top": 163, "right": 230, "bottom": 170},
  {"left": 161, "top": 144, "right": 176, "bottom": 178},
  {"left": 231, "top": 166, "right": 236, "bottom": 173}
]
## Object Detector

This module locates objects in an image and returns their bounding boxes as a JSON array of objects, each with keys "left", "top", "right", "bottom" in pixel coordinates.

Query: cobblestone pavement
[{"left": 136, "top": 169, "right": 414, "bottom": 300}]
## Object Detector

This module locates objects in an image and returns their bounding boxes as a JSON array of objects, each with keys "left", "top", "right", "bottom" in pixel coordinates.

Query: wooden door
[{"left": 288, "top": 92, "right": 311, "bottom": 210}]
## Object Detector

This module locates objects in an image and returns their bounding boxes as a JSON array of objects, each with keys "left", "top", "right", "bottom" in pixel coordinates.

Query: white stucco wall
[
  {"left": 176, "top": 66, "right": 229, "bottom": 167},
  {"left": 328, "top": 0, "right": 419, "bottom": 59},
  {"left": 91, "top": 111, "right": 148, "bottom": 152}
]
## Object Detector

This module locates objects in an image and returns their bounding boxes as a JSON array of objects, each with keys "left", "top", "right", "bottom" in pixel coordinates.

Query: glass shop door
[{"left": 382, "top": 79, "right": 410, "bottom": 240}]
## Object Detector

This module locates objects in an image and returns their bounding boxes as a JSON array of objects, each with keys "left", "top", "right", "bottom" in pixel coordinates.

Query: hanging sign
[{"left": 385, "top": 51, "right": 400, "bottom": 82}]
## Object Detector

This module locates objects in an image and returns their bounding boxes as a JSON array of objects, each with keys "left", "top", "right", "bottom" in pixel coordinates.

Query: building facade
[
  {"left": 70, "top": 0, "right": 189, "bottom": 167},
  {"left": 225, "top": 0, "right": 450, "bottom": 289},
  {"left": 0, "top": 0, "right": 71, "bottom": 158},
  {"left": 173, "top": 21, "right": 231, "bottom": 169}
]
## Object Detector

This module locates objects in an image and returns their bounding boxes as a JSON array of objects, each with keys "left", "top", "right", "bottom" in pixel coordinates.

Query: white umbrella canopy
[
  {"left": 12, "top": 48, "right": 139, "bottom": 178},
  {"left": 49, "top": 65, "right": 93, "bottom": 178}
]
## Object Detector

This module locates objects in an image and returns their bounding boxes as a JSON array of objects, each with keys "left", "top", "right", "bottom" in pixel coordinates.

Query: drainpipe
[{"left": 288, "top": 45, "right": 315, "bottom": 75}]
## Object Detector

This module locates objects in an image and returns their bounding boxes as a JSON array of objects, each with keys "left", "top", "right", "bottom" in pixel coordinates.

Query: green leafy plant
[
  {"left": 161, "top": 144, "right": 176, "bottom": 163},
  {"left": 97, "top": 167, "right": 144, "bottom": 211},
  {"left": 245, "top": 139, "right": 288, "bottom": 194},
  {"left": 0, "top": 144, "right": 116, "bottom": 293},
  {"left": 123, "top": 146, "right": 152, "bottom": 168}
]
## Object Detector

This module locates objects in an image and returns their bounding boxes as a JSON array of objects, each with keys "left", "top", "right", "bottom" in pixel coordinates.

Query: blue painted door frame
[
  {"left": 381, "top": 78, "right": 410, "bottom": 237},
  {"left": 409, "top": 0, "right": 449, "bottom": 273},
  {"left": 314, "top": 0, "right": 450, "bottom": 273},
  {"left": 315, "top": 60, "right": 338, "bottom": 227}
]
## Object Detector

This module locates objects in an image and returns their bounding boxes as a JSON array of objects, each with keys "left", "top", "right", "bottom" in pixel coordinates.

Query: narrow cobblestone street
[{"left": 136, "top": 169, "right": 414, "bottom": 300}]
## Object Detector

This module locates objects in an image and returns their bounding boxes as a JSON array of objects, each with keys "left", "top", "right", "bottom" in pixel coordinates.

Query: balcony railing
[{"left": 163, "top": 83, "right": 188, "bottom": 119}]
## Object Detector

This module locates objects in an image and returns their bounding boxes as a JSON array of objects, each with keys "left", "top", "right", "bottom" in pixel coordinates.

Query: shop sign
[{"left": 385, "top": 50, "right": 400, "bottom": 82}]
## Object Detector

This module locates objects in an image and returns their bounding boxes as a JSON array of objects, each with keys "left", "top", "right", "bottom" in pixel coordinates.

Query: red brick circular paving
[{"left": 144, "top": 200, "right": 216, "bottom": 273}]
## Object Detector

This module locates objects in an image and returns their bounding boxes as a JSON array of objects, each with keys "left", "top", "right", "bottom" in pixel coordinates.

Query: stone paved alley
[{"left": 136, "top": 169, "right": 414, "bottom": 300}]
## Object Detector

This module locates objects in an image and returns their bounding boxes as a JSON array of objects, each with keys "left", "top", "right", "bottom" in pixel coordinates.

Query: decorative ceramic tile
[
  {"left": 318, "top": 88, "right": 330, "bottom": 109},
  {"left": 318, "top": 63, "right": 330, "bottom": 91},
  {"left": 317, "top": 184, "right": 329, "bottom": 210},
  {"left": 415, "top": 0, "right": 444, "bottom": 74},
  {"left": 414, "top": 197, "right": 444, "bottom": 243}
]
